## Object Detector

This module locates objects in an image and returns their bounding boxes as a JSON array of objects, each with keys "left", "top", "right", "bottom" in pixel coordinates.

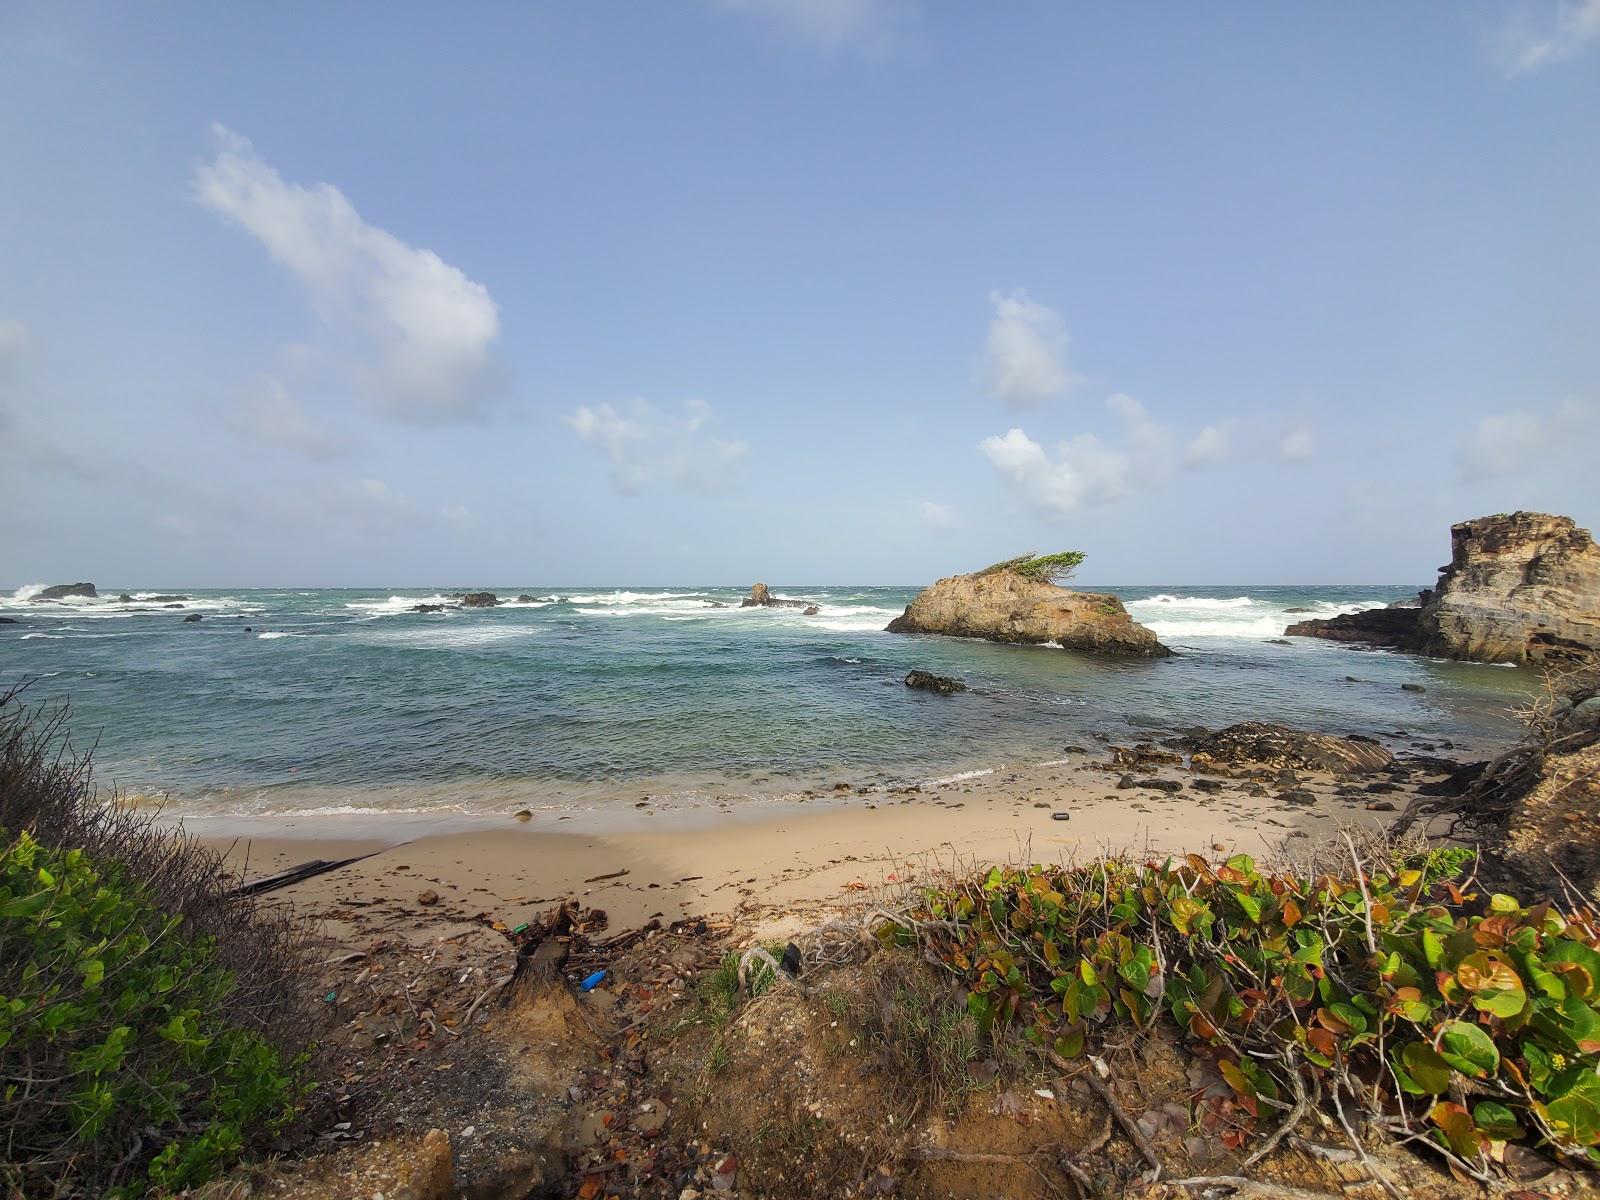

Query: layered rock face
[
  {"left": 1413, "top": 512, "right": 1600, "bottom": 665},
  {"left": 1187, "top": 722, "right": 1394, "bottom": 775},
  {"left": 1287, "top": 512, "right": 1600, "bottom": 665},
  {"left": 885, "top": 570, "right": 1170, "bottom": 657}
]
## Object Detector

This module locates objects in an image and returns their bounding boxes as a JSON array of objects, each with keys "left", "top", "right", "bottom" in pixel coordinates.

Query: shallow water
[{"left": 0, "top": 583, "right": 1535, "bottom": 818}]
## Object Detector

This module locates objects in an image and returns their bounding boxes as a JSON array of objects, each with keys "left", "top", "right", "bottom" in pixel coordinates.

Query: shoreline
[{"left": 199, "top": 753, "right": 1453, "bottom": 933}]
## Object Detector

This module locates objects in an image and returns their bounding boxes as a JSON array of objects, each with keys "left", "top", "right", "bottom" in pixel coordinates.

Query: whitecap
[{"left": 923, "top": 768, "right": 995, "bottom": 787}]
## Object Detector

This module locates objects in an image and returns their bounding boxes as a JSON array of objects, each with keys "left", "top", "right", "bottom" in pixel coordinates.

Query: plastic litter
[{"left": 579, "top": 970, "right": 607, "bottom": 991}]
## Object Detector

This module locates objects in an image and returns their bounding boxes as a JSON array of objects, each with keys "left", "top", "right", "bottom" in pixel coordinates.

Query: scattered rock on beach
[
  {"left": 417, "top": 889, "right": 439, "bottom": 906},
  {"left": 904, "top": 670, "right": 966, "bottom": 695},
  {"left": 1281, "top": 789, "right": 1319, "bottom": 805},
  {"left": 1189, "top": 722, "right": 1394, "bottom": 776}
]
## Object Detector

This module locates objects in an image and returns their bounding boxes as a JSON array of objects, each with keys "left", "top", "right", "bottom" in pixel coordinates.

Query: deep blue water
[{"left": 0, "top": 583, "right": 1536, "bottom": 819}]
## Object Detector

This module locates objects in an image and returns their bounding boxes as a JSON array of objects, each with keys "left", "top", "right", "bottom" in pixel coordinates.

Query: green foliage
[
  {"left": 978, "top": 551, "right": 1086, "bottom": 585},
  {"left": 910, "top": 849, "right": 1600, "bottom": 1170},
  {"left": 0, "top": 831, "right": 304, "bottom": 1197}
]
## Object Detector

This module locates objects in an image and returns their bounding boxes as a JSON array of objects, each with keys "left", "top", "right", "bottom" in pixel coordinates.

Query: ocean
[{"left": 0, "top": 583, "right": 1537, "bottom": 824}]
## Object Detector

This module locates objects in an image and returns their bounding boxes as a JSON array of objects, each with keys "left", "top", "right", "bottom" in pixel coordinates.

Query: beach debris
[
  {"left": 580, "top": 970, "right": 607, "bottom": 992},
  {"left": 226, "top": 848, "right": 391, "bottom": 898},
  {"left": 904, "top": 669, "right": 967, "bottom": 695},
  {"left": 584, "top": 868, "right": 630, "bottom": 883},
  {"left": 1050, "top": 811, "right": 1070, "bottom": 821}
]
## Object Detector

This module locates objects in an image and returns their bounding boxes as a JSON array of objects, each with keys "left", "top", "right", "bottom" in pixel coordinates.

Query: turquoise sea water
[{"left": 0, "top": 583, "right": 1537, "bottom": 821}]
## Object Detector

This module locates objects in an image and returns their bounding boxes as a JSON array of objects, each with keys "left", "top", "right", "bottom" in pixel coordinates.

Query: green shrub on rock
[{"left": 1, "top": 830, "right": 304, "bottom": 1197}]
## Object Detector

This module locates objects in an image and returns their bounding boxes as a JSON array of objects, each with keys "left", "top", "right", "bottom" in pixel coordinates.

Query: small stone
[
  {"left": 1116, "top": 773, "right": 1138, "bottom": 789},
  {"left": 1282, "top": 789, "right": 1318, "bottom": 805},
  {"left": 1033, "top": 801, "right": 1051, "bottom": 808},
  {"left": 1138, "top": 778, "right": 1183, "bottom": 793},
  {"left": 1212, "top": 842, "right": 1227, "bottom": 852},
  {"left": 515, "top": 809, "right": 532, "bottom": 822},
  {"left": 417, "top": 890, "right": 439, "bottom": 906},
  {"left": 1401, "top": 683, "right": 1426, "bottom": 693},
  {"left": 1365, "top": 800, "right": 1397, "bottom": 812}
]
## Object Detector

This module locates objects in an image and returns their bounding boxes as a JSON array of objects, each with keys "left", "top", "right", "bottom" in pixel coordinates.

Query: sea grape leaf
[
  {"left": 1437, "top": 1020, "right": 1499, "bottom": 1078},
  {"left": 1472, "top": 1100, "right": 1524, "bottom": 1140},
  {"left": 1543, "top": 1068, "right": 1600, "bottom": 1147},
  {"left": 1545, "top": 942, "right": 1600, "bottom": 1001},
  {"left": 1400, "top": 1042, "right": 1453, "bottom": 1094},
  {"left": 1457, "top": 952, "right": 1528, "bottom": 1019},
  {"left": 1431, "top": 1101, "right": 1481, "bottom": 1158}
]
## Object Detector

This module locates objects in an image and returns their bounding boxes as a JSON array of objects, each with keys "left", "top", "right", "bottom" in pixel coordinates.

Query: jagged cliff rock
[
  {"left": 1414, "top": 512, "right": 1600, "bottom": 664},
  {"left": 1287, "top": 512, "right": 1600, "bottom": 665},
  {"left": 740, "top": 583, "right": 813, "bottom": 610},
  {"left": 885, "top": 571, "right": 1169, "bottom": 657}
]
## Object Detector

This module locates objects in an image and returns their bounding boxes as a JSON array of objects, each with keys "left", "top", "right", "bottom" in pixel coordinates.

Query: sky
[{"left": 2, "top": 2, "right": 1598, "bottom": 588}]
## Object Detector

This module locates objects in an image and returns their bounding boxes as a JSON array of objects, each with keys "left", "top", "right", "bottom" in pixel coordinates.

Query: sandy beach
[{"left": 199, "top": 753, "right": 1427, "bottom": 936}]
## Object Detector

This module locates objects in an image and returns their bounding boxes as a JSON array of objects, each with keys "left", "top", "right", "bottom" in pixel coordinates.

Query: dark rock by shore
[
  {"left": 32, "top": 583, "right": 96, "bottom": 601},
  {"left": 0, "top": 617, "right": 17, "bottom": 625},
  {"left": 1286, "top": 511, "right": 1600, "bottom": 666},
  {"left": 182, "top": 613, "right": 202, "bottom": 623},
  {"left": 739, "top": 583, "right": 815, "bottom": 610},
  {"left": 904, "top": 670, "right": 966, "bottom": 695},
  {"left": 457, "top": 592, "right": 500, "bottom": 608},
  {"left": 885, "top": 568, "right": 1169, "bottom": 657},
  {"left": 1188, "top": 722, "right": 1394, "bottom": 775},
  {"left": 412, "top": 603, "right": 446, "bottom": 613}
]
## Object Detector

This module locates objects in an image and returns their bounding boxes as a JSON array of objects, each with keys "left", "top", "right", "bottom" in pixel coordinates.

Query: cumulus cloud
[
  {"left": 1497, "top": 0, "right": 1600, "bottom": 74},
  {"left": 566, "top": 398, "right": 748, "bottom": 496},
  {"left": 980, "top": 394, "right": 1239, "bottom": 520},
  {"left": 919, "top": 501, "right": 956, "bottom": 531},
  {"left": 981, "top": 289, "right": 1077, "bottom": 408},
  {"left": 711, "top": 0, "right": 909, "bottom": 52},
  {"left": 1456, "top": 399, "right": 1596, "bottom": 479},
  {"left": 228, "top": 376, "right": 352, "bottom": 459},
  {"left": 1280, "top": 426, "right": 1315, "bottom": 460},
  {"left": 192, "top": 125, "right": 504, "bottom": 422}
]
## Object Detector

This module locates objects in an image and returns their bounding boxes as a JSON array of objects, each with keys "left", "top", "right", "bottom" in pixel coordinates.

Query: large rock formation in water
[
  {"left": 1288, "top": 512, "right": 1600, "bottom": 665},
  {"left": 31, "top": 583, "right": 97, "bottom": 601},
  {"left": 885, "top": 570, "right": 1170, "bottom": 657}
]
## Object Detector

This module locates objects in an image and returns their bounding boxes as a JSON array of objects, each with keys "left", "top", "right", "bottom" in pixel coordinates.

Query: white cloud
[
  {"left": 712, "top": 0, "right": 909, "bottom": 52},
  {"left": 981, "top": 289, "right": 1077, "bottom": 408},
  {"left": 1183, "top": 424, "right": 1230, "bottom": 465},
  {"left": 1280, "top": 426, "right": 1315, "bottom": 460},
  {"left": 919, "top": 501, "right": 956, "bottom": 531},
  {"left": 1497, "top": 0, "right": 1600, "bottom": 74},
  {"left": 192, "top": 125, "right": 504, "bottom": 423},
  {"left": 980, "top": 393, "right": 1239, "bottom": 520},
  {"left": 566, "top": 398, "right": 748, "bottom": 496},
  {"left": 1456, "top": 399, "right": 1596, "bottom": 479},
  {"left": 228, "top": 376, "right": 351, "bottom": 459}
]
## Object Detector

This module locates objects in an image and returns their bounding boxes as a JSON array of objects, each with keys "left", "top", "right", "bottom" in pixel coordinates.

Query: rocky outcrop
[
  {"left": 885, "top": 570, "right": 1169, "bottom": 657},
  {"left": 32, "top": 583, "right": 96, "bottom": 601},
  {"left": 1188, "top": 722, "right": 1393, "bottom": 776},
  {"left": 1285, "top": 606, "right": 1420, "bottom": 647},
  {"left": 740, "top": 583, "right": 815, "bottom": 610},
  {"left": 1414, "top": 512, "right": 1600, "bottom": 664},
  {"left": 457, "top": 592, "right": 500, "bottom": 608},
  {"left": 1287, "top": 512, "right": 1600, "bottom": 666},
  {"left": 904, "top": 670, "right": 966, "bottom": 695}
]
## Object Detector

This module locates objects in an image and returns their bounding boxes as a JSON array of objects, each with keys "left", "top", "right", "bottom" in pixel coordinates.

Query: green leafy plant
[
  {"left": 978, "top": 552, "right": 1086, "bottom": 585},
  {"left": 0, "top": 831, "right": 306, "bottom": 1196},
  {"left": 899, "top": 847, "right": 1600, "bottom": 1177}
]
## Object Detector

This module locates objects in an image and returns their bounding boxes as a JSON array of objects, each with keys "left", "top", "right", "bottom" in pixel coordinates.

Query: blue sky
[{"left": 3, "top": 1, "right": 1597, "bottom": 587}]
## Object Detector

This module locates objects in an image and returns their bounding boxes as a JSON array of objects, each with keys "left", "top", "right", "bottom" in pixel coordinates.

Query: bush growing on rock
[{"left": 978, "top": 551, "right": 1086, "bottom": 585}]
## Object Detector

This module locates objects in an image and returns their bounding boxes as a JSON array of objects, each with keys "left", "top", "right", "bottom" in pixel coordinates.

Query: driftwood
[
  {"left": 226, "top": 850, "right": 387, "bottom": 898},
  {"left": 503, "top": 899, "right": 579, "bottom": 1002}
]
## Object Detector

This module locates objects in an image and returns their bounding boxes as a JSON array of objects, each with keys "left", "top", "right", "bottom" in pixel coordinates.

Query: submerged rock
[
  {"left": 31, "top": 583, "right": 96, "bottom": 601},
  {"left": 1189, "top": 722, "right": 1393, "bottom": 775},
  {"left": 904, "top": 670, "right": 967, "bottom": 695},
  {"left": 885, "top": 569, "right": 1169, "bottom": 657},
  {"left": 182, "top": 613, "right": 202, "bottom": 623},
  {"left": 458, "top": 592, "right": 500, "bottom": 607},
  {"left": 412, "top": 603, "right": 446, "bottom": 613}
]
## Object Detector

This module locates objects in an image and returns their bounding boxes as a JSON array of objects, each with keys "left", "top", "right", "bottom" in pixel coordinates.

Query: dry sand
[{"left": 196, "top": 755, "right": 1415, "bottom": 938}]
